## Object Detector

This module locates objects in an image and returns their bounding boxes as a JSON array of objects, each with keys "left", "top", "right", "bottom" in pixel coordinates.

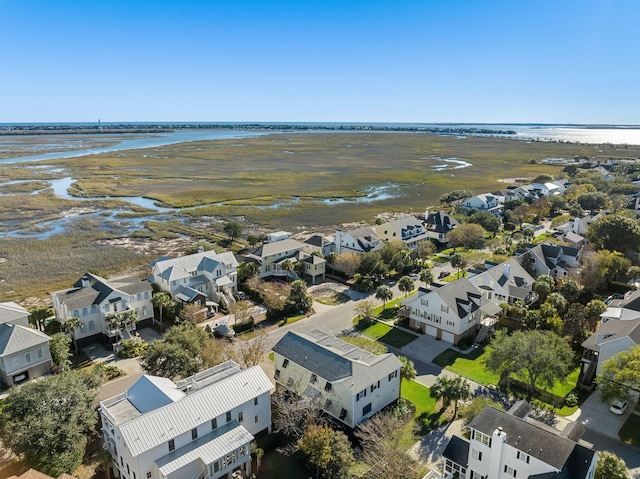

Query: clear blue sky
[{"left": 1, "top": 0, "right": 638, "bottom": 124}]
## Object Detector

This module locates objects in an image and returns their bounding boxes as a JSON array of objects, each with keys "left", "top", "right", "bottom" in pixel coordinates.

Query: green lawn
[
  {"left": 355, "top": 320, "right": 418, "bottom": 349},
  {"left": 400, "top": 379, "right": 446, "bottom": 449},
  {"left": 372, "top": 291, "right": 417, "bottom": 317},
  {"left": 619, "top": 413, "right": 640, "bottom": 447},
  {"left": 430, "top": 255, "right": 450, "bottom": 263},
  {"left": 278, "top": 314, "right": 307, "bottom": 327},
  {"left": 440, "top": 271, "right": 468, "bottom": 282}
]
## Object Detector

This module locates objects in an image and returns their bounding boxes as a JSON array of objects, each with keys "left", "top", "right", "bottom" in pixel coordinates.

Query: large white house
[
  {"left": 272, "top": 329, "right": 402, "bottom": 428},
  {"left": 374, "top": 215, "right": 430, "bottom": 249},
  {"left": 151, "top": 250, "right": 239, "bottom": 309},
  {"left": 441, "top": 402, "right": 598, "bottom": 479},
  {"left": 51, "top": 273, "right": 153, "bottom": 349},
  {"left": 100, "top": 361, "right": 272, "bottom": 479},
  {"left": 520, "top": 243, "right": 581, "bottom": 279},
  {"left": 461, "top": 193, "right": 504, "bottom": 216},
  {"left": 334, "top": 226, "right": 382, "bottom": 255},
  {"left": 0, "top": 302, "right": 52, "bottom": 387}
]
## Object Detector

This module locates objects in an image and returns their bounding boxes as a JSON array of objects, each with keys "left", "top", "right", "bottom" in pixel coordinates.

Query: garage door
[
  {"left": 441, "top": 331, "right": 455, "bottom": 343},
  {"left": 425, "top": 325, "right": 438, "bottom": 337}
]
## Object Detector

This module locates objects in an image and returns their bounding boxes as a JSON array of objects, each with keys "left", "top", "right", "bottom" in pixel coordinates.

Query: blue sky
[{"left": 1, "top": 0, "right": 638, "bottom": 123}]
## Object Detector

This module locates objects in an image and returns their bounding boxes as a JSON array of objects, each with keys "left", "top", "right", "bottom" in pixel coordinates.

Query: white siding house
[
  {"left": 272, "top": 329, "right": 402, "bottom": 428},
  {"left": 100, "top": 361, "right": 272, "bottom": 479}
]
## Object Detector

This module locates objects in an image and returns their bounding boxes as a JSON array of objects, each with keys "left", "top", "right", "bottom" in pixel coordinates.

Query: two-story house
[
  {"left": 441, "top": 402, "right": 598, "bottom": 479},
  {"left": 424, "top": 210, "right": 459, "bottom": 245},
  {"left": 245, "top": 238, "right": 326, "bottom": 284},
  {"left": 374, "top": 215, "right": 430, "bottom": 249},
  {"left": 334, "top": 227, "right": 382, "bottom": 255},
  {"left": 0, "top": 302, "right": 52, "bottom": 387},
  {"left": 272, "top": 329, "right": 402, "bottom": 428},
  {"left": 51, "top": 273, "right": 153, "bottom": 349},
  {"left": 100, "top": 361, "right": 272, "bottom": 479},
  {"left": 518, "top": 243, "right": 581, "bottom": 279},
  {"left": 462, "top": 194, "right": 504, "bottom": 216},
  {"left": 304, "top": 234, "right": 335, "bottom": 258},
  {"left": 467, "top": 259, "right": 537, "bottom": 306},
  {"left": 151, "top": 250, "right": 239, "bottom": 309}
]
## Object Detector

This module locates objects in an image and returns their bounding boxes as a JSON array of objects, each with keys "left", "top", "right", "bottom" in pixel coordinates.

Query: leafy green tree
[
  {"left": 0, "top": 369, "right": 103, "bottom": 477},
  {"left": 62, "top": 316, "right": 82, "bottom": 353},
  {"left": 152, "top": 291, "right": 172, "bottom": 330},
  {"left": 419, "top": 267, "right": 434, "bottom": 287},
  {"left": 164, "top": 321, "right": 208, "bottom": 356},
  {"left": 562, "top": 303, "right": 590, "bottom": 347},
  {"left": 28, "top": 306, "right": 52, "bottom": 331},
  {"left": 459, "top": 397, "right": 505, "bottom": 426},
  {"left": 246, "top": 233, "right": 267, "bottom": 246},
  {"left": 533, "top": 275, "right": 555, "bottom": 302},
  {"left": 577, "top": 191, "right": 610, "bottom": 211},
  {"left": 49, "top": 332, "right": 72, "bottom": 371},
  {"left": 558, "top": 279, "right": 581, "bottom": 303},
  {"left": 223, "top": 221, "right": 243, "bottom": 240},
  {"left": 354, "top": 299, "right": 375, "bottom": 324},
  {"left": 484, "top": 330, "right": 574, "bottom": 399},
  {"left": 237, "top": 261, "right": 260, "bottom": 282},
  {"left": 546, "top": 292, "right": 568, "bottom": 316},
  {"left": 450, "top": 252, "right": 467, "bottom": 277},
  {"left": 358, "top": 252, "right": 389, "bottom": 282},
  {"left": 548, "top": 195, "right": 567, "bottom": 215},
  {"left": 141, "top": 340, "right": 200, "bottom": 379},
  {"left": 415, "top": 239, "right": 436, "bottom": 260},
  {"left": 398, "top": 275, "right": 414, "bottom": 297},
  {"left": 469, "top": 211, "right": 502, "bottom": 235},
  {"left": 375, "top": 285, "right": 393, "bottom": 309},
  {"left": 440, "top": 189, "right": 472, "bottom": 207},
  {"left": 334, "top": 252, "right": 361, "bottom": 278},
  {"left": 448, "top": 223, "right": 486, "bottom": 250},
  {"left": 430, "top": 376, "right": 471, "bottom": 416},
  {"left": 595, "top": 451, "right": 630, "bottom": 479},
  {"left": 289, "top": 279, "right": 313, "bottom": 313},
  {"left": 584, "top": 299, "right": 607, "bottom": 329},
  {"left": 586, "top": 214, "right": 640, "bottom": 255},
  {"left": 597, "top": 345, "right": 640, "bottom": 404},
  {"left": 399, "top": 356, "right": 416, "bottom": 381},
  {"left": 297, "top": 424, "right": 354, "bottom": 479},
  {"left": 326, "top": 252, "right": 338, "bottom": 275}
]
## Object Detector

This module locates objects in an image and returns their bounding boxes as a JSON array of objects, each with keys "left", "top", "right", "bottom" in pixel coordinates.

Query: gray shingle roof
[
  {"left": 0, "top": 302, "right": 29, "bottom": 325},
  {"left": 0, "top": 324, "right": 50, "bottom": 356},
  {"left": 581, "top": 317, "right": 640, "bottom": 349},
  {"left": 442, "top": 435, "right": 469, "bottom": 467},
  {"left": 425, "top": 211, "right": 459, "bottom": 234}
]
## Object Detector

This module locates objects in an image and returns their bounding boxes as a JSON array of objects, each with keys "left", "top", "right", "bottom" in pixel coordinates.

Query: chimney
[
  {"left": 335, "top": 229, "right": 342, "bottom": 255},
  {"left": 503, "top": 262, "right": 511, "bottom": 279},
  {"left": 198, "top": 245, "right": 205, "bottom": 253},
  {"left": 81, "top": 277, "right": 89, "bottom": 288}
]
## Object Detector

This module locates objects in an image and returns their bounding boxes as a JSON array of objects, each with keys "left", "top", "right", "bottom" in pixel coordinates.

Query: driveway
[
  {"left": 400, "top": 332, "right": 452, "bottom": 363},
  {"left": 569, "top": 389, "right": 634, "bottom": 439}
]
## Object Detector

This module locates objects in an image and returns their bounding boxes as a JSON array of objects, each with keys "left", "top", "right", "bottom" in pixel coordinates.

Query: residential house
[
  {"left": 374, "top": 215, "right": 430, "bottom": 249},
  {"left": 245, "top": 238, "right": 326, "bottom": 284},
  {"left": 272, "top": 329, "right": 402, "bottom": 428},
  {"left": 467, "top": 259, "right": 537, "bottom": 306},
  {"left": 0, "top": 302, "right": 52, "bottom": 387},
  {"left": 334, "top": 226, "right": 382, "bottom": 255},
  {"left": 100, "top": 361, "right": 272, "bottom": 479},
  {"left": 600, "top": 307, "right": 640, "bottom": 323},
  {"left": 441, "top": 402, "right": 598, "bottom": 479},
  {"left": 304, "top": 234, "right": 335, "bottom": 257},
  {"left": 424, "top": 210, "right": 459, "bottom": 245},
  {"left": 51, "top": 273, "right": 153, "bottom": 349},
  {"left": 519, "top": 243, "right": 581, "bottom": 279},
  {"left": 580, "top": 317, "right": 640, "bottom": 387},
  {"left": 609, "top": 288, "right": 640, "bottom": 312},
  {"left": 151, "top": 250, "right": 239, "bottom": 310},
  {"left": 7, "top": 469, "right": 75, "bottom": 479},
  {"left": 530, "top": 182, "right": 562, "bottom": 197},
  {"left": 510, "top": 184, "right": 539, "bottom": 202},
  {"left": 557, "top": 230, "right": 586, "bottom": 248},
  {"left": 461, "top": 193, "right": 504, "bottom": 216}
]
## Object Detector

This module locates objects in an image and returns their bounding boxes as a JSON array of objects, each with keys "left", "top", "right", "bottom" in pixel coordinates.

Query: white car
[{"left": 610, "top": 399, "right": 629, "bottom": 415}]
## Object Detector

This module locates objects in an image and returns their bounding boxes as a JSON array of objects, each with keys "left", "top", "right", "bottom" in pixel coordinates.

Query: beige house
[
  {"left": 245, "top": 238, "right": 326, "bottom": 284},
  {"left": 0, "top": 302, "right": 52, "bottom": 387},
  {"left": 272, "top": 329, "right": 402, "bottom": 428},
  {"left": 374, "top": 215, "right": 430, "bottom": 249}
]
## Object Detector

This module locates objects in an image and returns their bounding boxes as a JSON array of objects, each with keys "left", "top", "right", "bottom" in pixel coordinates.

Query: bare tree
[
  {"left": 228, "top": 300, "right": 253, "bottom": 326},
  {"left": 271, "top": 389, "right": 324, "bottom": 455},
  {"left": 201, "top": 338, "right": 238, "bottom": 369},
  {"left": 236, "top": 330, "right": 271, "bottom": 368}
]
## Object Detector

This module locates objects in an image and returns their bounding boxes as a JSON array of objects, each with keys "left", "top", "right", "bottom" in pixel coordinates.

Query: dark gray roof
[
  {"left": 442, "top": 435, "right": 469, "bottom": 467},
  {"left": 581, "top": 317, "right": 640, "bottom": 349},
  {"left": 507, "top": 399, "right": 531, "bottom": 419},
  {"left": 470, "top": 406, "right": 583, "bottom": 471},
  {"left": 425, "top": 211, "right": 459, "bottom": 234},
  {"left": 305, "top": 235, "right": 332, "bottom": 248},
  {"left": 272, "top": 331, "right": 353, "bottom": 382}
]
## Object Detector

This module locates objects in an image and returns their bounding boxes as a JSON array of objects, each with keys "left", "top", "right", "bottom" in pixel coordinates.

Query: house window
[
  {"left": 25, "top": 352, "right": 31, "bottom": 363},
  {"left": 214, "top": 462, "right": 220, "bottom": 473},
  {"left": 145, "top": 291, "right": 150, "bottom": 299},
  {"left": 137, "top": 294, "right": 142, "bottom": 301},
  {"left": 226, "top": 411, "right": 232, "bottom": 423},
  {"left": 73, "top": 310, "right": 79, "bottom": 317},
  {"left": 339, "top": 408, "right": 347, "bottom": 420},
  {"left": 441, "top": 305, "right": 449, "bottom": 313},
  {"left": 211, "top": 418, "right": 217, "bottom": 430},
  {"left": 287, "top": 377, "right": 294, "bottom": 387},
  {"left": 325, "top": 399, "right": 332, "bottom": 408},
  {"left": 282, "top": 358, "right": 289, "bottom": 368},
  {"left": 472, "top": 430, "right": 491, "bottom": 447},
  {"left": 363, "top": 403, "right": 372, "bottom": 416},
  {"left": 254, "top": 397, "right": 259, "bottom": 406},
  {"left": 89, "top": 320, "right": 95, "bottom": 331},
  {"left": 82, "top": 307, "right": 88, "bottom": 316},
  {"left": 356, "top": 389, "right": 366, "bottom": 401},
  {"left": 471, "top": 448, "right": 482, "bottom": 460},
  {"left": 275, "top": 369, "right": 280, "bottom": 379},
  {"left": 168, "top": 439, "right": 175, "bottom": 452},
  {"left": 255, "top": 415, "right": 259, "bottom": 423},
  {"left": 238, "top": 412, "right": 244, "bottom": 422},
  {"left": 192, "top": 428, "right": 198, "bottom": 440},
  {"left": 91, "top": 305, "right": 97, "bottom": 314},
  {"left": 504, "top": 465, "right": 517, "bottom": 477},
  {"left": 325, "top": 382, "right": 332, "bottom": 392},
  {"left": 37, "top": 348, "right": 43, "bottom": 359},
  {"left": 517, "top": 451, "right": 530, "bottom": 464},
  {"left": 310, "top": 373, "right": 317, "bottom": 383},
  {"left": 12, "top": 357, "right": 19, "bottom": 368}
]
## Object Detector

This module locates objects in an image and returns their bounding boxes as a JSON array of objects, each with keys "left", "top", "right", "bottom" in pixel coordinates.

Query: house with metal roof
[
  {"left": 272, "top": 329, "right": 402, "bottom": 428},
  {"left": 374, "top": 215, "right": 431, "bottom": 249},
  {"left": 151, "top": 250, "right": 239, "bottom": 310},
  {"left": 580, "top": 317, "right": 640, "bottom": 387},
  {"left": 245, "top": 238, "right": 326, "bottom": 284},
  {"left": 100, "top": 361, "right": 272, "bottom": 479},
  {"left": 51, "top": 273, "right": 153, "bottom": 349},
  {"left": 440, "top": 403, "right": 598, "bottom": 479},
  {"left": 0, "top": 301, "right": 52, "bottom": 387}
]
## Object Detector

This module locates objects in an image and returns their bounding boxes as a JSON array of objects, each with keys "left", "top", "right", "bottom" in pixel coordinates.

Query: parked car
[
  {"left": 409, "top": 273, "right": 419, "bottom": 280},
  {"left": 610, "top": 399, "right": 629, "bottom": 415},
  {"left": 438, "top": 270, "right": 450, "bottom": 279}
]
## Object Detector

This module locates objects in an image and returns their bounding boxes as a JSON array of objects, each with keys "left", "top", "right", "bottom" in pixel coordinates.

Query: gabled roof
[
  {"left": 470, "top": 406, "right": 583, "bottom": 471},
  {"left": 0, "top": 301, "right": 29, "bottom": 325},
  {"left": 425, "top": 211, "right": 459, "bottom": 234},
  {"left": 305, "top": 234, "right": 333, "bottom": 248},
  {"left": 272, "top": 329, "right": 402, "bottom": 392},
  {"left": 106, "top": 365, "right": 272, "bottom": 457},
  {"left": 612, "top": 288, "right": 640, "bottom": 312},
  {"left": 0, "top": 324, "right": 50, "bottom": 356},
  {"left": 433, "top": 278, "right": 482, "bottom": 319},
  {"left": 249, "top": 238, "right": 306, "bottom": 258},
  {"left": 442, "top": 435, "right": 469, "bottom": 467},
  {"left": 154, "top": 251, "right": 238, "bottom": 279},
  {"left": 581, "top": 317, "right": 640, "bottom": 350},
  {"left": 378, "top": 215, "right": 427, "bottom": 240}
]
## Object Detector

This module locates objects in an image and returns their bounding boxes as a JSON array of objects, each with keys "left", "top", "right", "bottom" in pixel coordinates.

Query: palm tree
[
  {"left": 419, "top": 268, "right": 434, "bottom": 287},
  {"left": 28, "top": 306, "right": 52, "bottom": 331},
  {"left": 152, "top": 291, "right": 171, "bottom": 331},
  {"left": 398, "top": 356, "right": 416, "bottom": 399},
  {"left": 398, "top": 276, "right": 415, "bottom": 297},
  {"left": 326, "top": 252, "right": 337, "bottom": 275},
  {"left": 281, "top": 259, "right": 294, "bottom": 278},
  {"left": 375, "top": 285, "right": 393, "bottom": 309},
  {"left": 430, "top": 376, "right": 454, "bottom": 412},
  {"left": 449, "top": 376, "right": 472, "bottom": 417},
  {"left": 450, "top": 252, "right": 467, "bottom": 278},
  {"left": 63, "top": 316, "right": 82, "bottom": 354}
]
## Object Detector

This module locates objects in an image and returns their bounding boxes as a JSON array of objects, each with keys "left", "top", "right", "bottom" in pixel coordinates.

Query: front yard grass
[
  {"left": 354, "top": 320, "right": 417, "bottom": 349},
  {"left": 618, "top": 413, "right": 640, "bottom": 447},
  {"left": 400, "top": 379, "right": 446, "bottom": 449}
]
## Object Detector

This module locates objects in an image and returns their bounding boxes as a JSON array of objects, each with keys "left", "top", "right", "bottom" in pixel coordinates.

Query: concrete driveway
[
  {"left": 569, "top": 389, "right": 634, "bottom": 439},
  {"left": 400, "top": 332, "right": 452, "bottom": 363}
]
